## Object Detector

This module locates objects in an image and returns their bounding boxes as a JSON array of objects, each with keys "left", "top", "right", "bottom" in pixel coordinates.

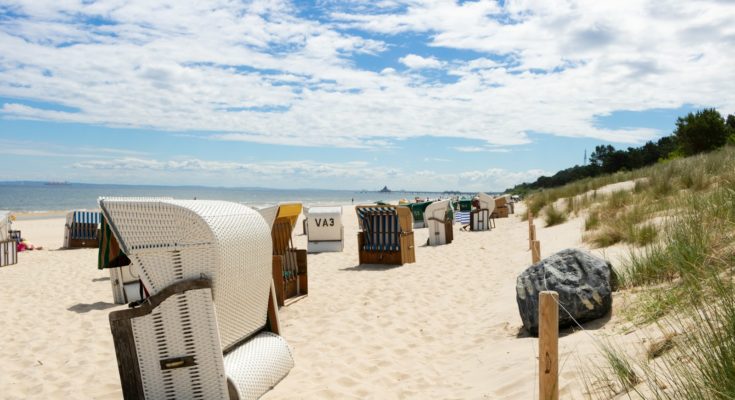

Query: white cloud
[
  {"left": 0, "top": 0, "right": 733, "bottom": 151},
  {"left": 67, "top": 155, "right": 546, "bottom": 191},
  {"left": 399, "top": 54, "right": 443, "bottom": 69}
]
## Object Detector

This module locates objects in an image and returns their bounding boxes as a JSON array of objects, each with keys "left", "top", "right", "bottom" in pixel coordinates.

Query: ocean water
[{"left": 0, "top": 182, "right": 459, "bottom": 212}]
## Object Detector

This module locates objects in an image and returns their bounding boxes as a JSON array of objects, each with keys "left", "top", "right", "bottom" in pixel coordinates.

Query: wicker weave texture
[
  {"left": 224, "top": 332, "right": 294, "bottom": 400},
  {"left": 131, "top": 287, "right": 228, "bottom": 399},
  {"left": 257, "top": 206, "right": 278, "bottom": 230},
  {"left": 99, "top": 199, "right": 273, "bottom": 350}
]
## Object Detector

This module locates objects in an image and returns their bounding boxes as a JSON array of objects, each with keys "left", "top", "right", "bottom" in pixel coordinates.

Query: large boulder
[{"left": 516, "top": 248, "right": 616, "bottom": 335}]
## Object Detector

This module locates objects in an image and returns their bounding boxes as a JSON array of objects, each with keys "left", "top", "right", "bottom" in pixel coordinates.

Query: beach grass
[{"left": 540, "top": 146, "right": 735, "bottom": 398}]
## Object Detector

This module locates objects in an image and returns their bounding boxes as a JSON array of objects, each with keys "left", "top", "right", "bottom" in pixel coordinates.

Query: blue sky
[{"left": 0, "top": 1, "right": 733, "bottom": 191}]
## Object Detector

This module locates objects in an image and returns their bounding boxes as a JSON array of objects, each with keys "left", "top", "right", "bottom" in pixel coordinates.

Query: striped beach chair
[
  {"left": 355, "top": 205, "right": 415, "bottom": 265},
  {"left": 63, "top": 210, "right": 101, "bottom": 248}
]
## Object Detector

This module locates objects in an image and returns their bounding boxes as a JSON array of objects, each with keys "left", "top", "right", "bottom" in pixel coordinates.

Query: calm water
[{"left": 0, "top": 182, "right": 457, "bottom": 212}]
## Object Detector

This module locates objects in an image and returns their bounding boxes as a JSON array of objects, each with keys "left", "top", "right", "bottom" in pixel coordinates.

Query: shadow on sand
[
  {"left": 515, "top": 311, "right": 613, "bottom": 339},
  {"left": 68, "top": 301, "right": 117, "bottom": 314},
  {"left": 340, "top": 264, "right": 403, "bottom": 272}
]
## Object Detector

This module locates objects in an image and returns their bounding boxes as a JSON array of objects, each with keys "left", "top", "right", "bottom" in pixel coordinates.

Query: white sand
[{"left": 1, "top": 204, "right": 636, "bottom": 399}]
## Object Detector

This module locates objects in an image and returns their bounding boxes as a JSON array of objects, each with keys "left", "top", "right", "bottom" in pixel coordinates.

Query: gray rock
[{"left": 516, "top": 248, "right": 616, "bottom": 335}]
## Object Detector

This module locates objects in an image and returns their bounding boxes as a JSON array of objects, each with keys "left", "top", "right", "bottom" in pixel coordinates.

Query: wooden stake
[
  {"left": 539, "top": 291, "right": 559, "bottom": 400},
  {"left": 529, "top": 224, "right": 536, "bottom": 250},
  {"left": 532, "top": 240, "right": 541, "bottom": 264}
]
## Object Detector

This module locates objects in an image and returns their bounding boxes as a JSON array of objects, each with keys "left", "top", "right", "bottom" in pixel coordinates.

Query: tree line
[{"left": 506, "top": 108, "right": 735, "bottom": 194}]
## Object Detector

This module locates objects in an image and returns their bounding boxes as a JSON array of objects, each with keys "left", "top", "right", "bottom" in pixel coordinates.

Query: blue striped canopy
[
  {"left": 356, "top": 206, "right": 401, "bottom": 252},
  {"left": 69, "top": 211, "right": 101, "bottom": 240}
]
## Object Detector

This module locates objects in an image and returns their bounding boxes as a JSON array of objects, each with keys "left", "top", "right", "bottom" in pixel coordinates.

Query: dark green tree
[{"left": 674, "top": 108, "right": 729, "bottom": 155}]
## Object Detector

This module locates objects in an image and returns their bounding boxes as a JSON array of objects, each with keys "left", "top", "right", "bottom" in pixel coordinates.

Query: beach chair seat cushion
[{"left": 224, "top": 331, "right": 294, "bottom": 399}]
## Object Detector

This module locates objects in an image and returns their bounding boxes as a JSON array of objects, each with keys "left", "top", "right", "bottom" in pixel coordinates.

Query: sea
[{"left": 0, "top": 182, "right": 471, "bottom": 212}]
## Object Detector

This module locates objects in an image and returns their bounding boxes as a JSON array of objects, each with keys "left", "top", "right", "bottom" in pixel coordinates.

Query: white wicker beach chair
[
  {"left": 424, "top": 200, "right": 453, "bottom": 246},
  {"left": 99, "top": 198, "right": 294, "bottom": 400},
  {"left": 472, "top": 193, "right": 496, "bottom": 231}
]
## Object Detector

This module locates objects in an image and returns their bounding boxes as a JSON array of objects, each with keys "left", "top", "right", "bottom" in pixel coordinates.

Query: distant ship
[
  {"left": 379, "top": 186, "right": 391, "bottom": 193},
  {"left": 44, "top": 181, "right": 70, "bottom": 186}
]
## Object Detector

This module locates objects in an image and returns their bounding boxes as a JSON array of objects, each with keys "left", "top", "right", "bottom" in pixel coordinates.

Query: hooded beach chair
[
  {"left": 99, "top": 198, "right": 293, "bottom": 400},
  {"left": 407, "top": 201, "right": 432, "bottom": 228},
  {"left": 355, "top": 205, "right": 416, "bottom": 265},
  {"left": 63, "top": 210, "right": 101, "bottom": 248},
  {"left": 471, "top": 193, "right": 496, "bottom": 231},
  {"left": 493, "top": 195, "right": 512, "bottom": 217},
  {"left": 424, "top": 200, "right": 453, "bottom": 246},
  {"left": 304, "top": 206, "right": 344, "bottom": 253},
  {"left": 0, "top": 210, "right": 17, "bottom": 267},
  {"left": 258, "top": 202, "right": 307, "bottom": 307}
]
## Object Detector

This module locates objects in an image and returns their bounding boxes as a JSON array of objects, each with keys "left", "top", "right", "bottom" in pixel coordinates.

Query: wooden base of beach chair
[
  {"left": 68, "top": 233, "right": 100, "bottom": 248},
  {"left": 272, "top": 251, "right": 308, "bottom": 307},
  {"left": 445, "top": 220, "right": 454, "bottom": 244},
  {"left": 0, "top": 239, "right": 18, "bottom": 267},
  {"left": 491, "top": 206, "right": 510, "bottom": 218},
  {"left": 357, "top": 232, "right": 416, "bottom": 265}
]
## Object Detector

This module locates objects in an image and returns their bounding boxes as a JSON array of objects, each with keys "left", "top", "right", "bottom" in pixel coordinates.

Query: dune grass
[
  {"left": 543, "top": 203, "right": 568, "bottom": 227},
  {"left": 570, "top": 146, "right": 735, "bottom": 399}
]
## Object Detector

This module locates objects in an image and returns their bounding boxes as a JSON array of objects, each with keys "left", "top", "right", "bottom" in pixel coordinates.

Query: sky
[{"left": 1, "top": 0, "right": 734, "bottom": 192}]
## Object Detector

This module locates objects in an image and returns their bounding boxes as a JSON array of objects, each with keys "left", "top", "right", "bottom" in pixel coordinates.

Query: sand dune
[{"left": 1, "top": 203, "right": 634, "bottom": 399}]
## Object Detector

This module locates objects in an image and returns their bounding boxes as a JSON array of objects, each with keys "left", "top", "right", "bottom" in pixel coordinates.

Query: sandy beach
[{"left": 1, "top": 203, "right": 633, "bottom": 399}]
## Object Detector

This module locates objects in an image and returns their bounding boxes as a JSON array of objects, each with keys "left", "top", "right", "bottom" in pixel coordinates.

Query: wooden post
[
  {"left": 532, "top": 240, "right": 541, "bottom": 264},
  {"left": 529, "top": 224, "right": 536, "bottom": 250},
  {"left": 539, "top": 291, "right": 559, "bottom": 400}
]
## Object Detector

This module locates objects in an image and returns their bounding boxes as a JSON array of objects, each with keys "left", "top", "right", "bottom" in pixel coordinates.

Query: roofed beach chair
[
  {"left": 424, "top": 200, "right": 453, "bottom": 246},
  {"left": 0, "top": 210, "right": 17, "bottom": 267},
  {"left": 63, "top": 210, "right": 101, "bottom": 248},
  {"left": 258, "top": 202, "right": 307, "bottom": 307},
  {"left": 407, "top": 201, "right": 432, "bottom": 228},
  {"left": 99, "top": 198, "right": 294, "bottom": 399},
  {"left": 304, "top": 206, "right": 344, "bottom": 253},
  {"left": 471, "top": 193, "right": 496, "bottom": 231},
  {"left": 492, "top": 195, "right": 511, "bottom": 218},
  {"left": 355, "top": 205, "right": 416, "bottom": 265}
]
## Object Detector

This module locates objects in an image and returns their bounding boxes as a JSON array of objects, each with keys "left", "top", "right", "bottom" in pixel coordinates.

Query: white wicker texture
[
  {"left": 224, "top": 332, "right": 294, "bottom": 400},
  {"left": 424, "top": 200, "right": 450, "bottom": 246},
  {"left": 99, "top": 199, "right": 273, "bottom": 349},
  {"left": 131, "top": 287, "right": 228, "bottom": 399},
  {"left": 257, "top": 206, "right": 278, "bottom": 230},
  {"left": 101, "top": 198, "right": 294, "bottom": 399}
]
